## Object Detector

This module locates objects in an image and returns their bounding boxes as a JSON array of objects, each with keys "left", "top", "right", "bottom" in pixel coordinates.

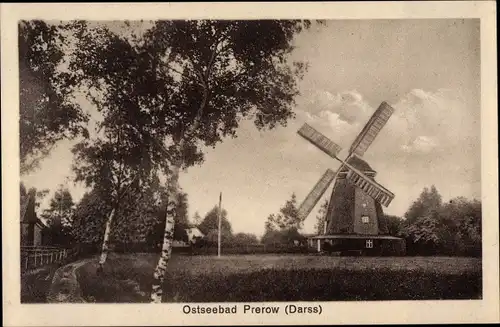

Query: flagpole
[{"left": 217, "top": 192, "right": 222, "bottom": 258}]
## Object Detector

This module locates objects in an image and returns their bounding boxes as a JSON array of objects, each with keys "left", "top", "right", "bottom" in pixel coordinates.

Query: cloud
[
  {"left": 291, "top": 89, "right": 376, "bottom": 153},
  {"left": 402, "top": 135, "right": 439, "bottom": 153},
  {"left": 305, "top": 89, "right": 374, "bottom": 124},
  {"left": 370, "top": 88, "right": 479, "bottom": 158}
]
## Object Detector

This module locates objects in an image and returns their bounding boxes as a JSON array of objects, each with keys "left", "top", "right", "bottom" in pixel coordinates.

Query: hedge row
[
  {"left": 72, "top": 242, "right": 314, "bottom": 256},
  {"left": 78, "top": 265, "right": 482, "bottom": 302}
]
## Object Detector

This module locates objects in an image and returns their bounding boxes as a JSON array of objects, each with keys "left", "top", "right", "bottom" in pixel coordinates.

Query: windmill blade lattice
[
  {"left": 297, "top": 169, "right": 336, "bottom": 220},
  {"left": 349, "top": 101, "right": 394, "bottom": 157},
  {"left": 345, "top": 163, "right": 394, "bottom": 207},
  {"left": 298, "top": 124, "right": 342, "bottom": 159}
]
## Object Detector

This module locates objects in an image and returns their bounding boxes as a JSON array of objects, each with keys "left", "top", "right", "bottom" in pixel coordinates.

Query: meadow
[{"left": 76, "top": 253, "right": 482, "bottom": 303}]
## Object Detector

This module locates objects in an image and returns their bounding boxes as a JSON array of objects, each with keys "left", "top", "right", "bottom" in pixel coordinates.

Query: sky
[{"left": 21, "top": 19, "right": 481, "bottom": 237}]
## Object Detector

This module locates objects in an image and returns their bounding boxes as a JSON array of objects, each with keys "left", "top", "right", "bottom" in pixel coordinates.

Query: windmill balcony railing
[{"left": 20, "top": 246, "right": 77, "bottom": 273}]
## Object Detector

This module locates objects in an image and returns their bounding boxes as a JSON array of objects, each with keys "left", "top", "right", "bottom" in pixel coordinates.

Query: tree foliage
[
  {"left": 71, "top": 183, "right": 163, "bottom": 246},
  {"left": 379, "top": 214, "right": 404, "bottom": 236},
  {"left": 140, "top": 20, "right": 310, "bottom": 148},
  {"left": 262, "top": 193, "right": 304, "bottom": 244},
  {"left": 40, "top": 186, "right": 75, "bottom": 246},
  {"left": 265, "top": 193, "right": 301, "bottom": 231},
  {"left": 68, "top": 20, "right": 312, "bottom": 173},
  {"left": 41, "top": 186, "right": 75, "bottom": 225},
  {"left": 400, "top": 186, "right": 481, "bottom": 256},
  {"left": 19, "top": 20, "right": 88, "bottom": 174},
  {"left": 404, "top": 185, "right": 442, "bottom": 224},
  {"left": 20, "top": 182, "right": 49, "bottom": 211},
  {"left": 229, "top": 232, "right": 259, "bottom": 246},
  {"left": 198, "top": 206, "right": 232, "bottom": 236},
  {"left": 148, "top": 191, "right": 191, "bottom": 245},
  {"left": 59, "top": 19, "right": 314, "bottom": 301}
]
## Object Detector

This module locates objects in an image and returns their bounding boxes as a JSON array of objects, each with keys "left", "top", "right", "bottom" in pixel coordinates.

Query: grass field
[
  {"left": 21, "top": 264, "right": 61, "bottom": 303},
  {"left": 76, "top": 253, "right": 482, "bottom": 303}
]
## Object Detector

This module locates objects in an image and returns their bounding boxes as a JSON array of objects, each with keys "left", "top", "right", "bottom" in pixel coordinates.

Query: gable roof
[{"left": 20, "top": 190, "right": 37, "bottom": 223}]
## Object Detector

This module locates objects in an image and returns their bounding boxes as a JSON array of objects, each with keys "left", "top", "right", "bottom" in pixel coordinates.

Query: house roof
[
  {"left": 20, "top": 190, "right": 37, "bottom": 223},
  {"left": 35, "top": 218, "right": 48, "bottom": 229}
]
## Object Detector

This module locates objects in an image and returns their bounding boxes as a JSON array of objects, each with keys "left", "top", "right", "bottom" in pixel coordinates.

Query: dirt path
[{"left": 46, "top": 258, "right": 93, "bottom": 303}]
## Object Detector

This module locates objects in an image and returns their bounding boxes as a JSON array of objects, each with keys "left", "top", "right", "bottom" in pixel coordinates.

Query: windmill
[{"left": 297, "top": 101, "right": 405, "bottom": 255}]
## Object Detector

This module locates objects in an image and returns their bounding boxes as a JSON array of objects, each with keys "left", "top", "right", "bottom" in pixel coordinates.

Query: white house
[
  {"left": 186, "top": 226, "right": 204, "bottom": 244},
  {"left": 172, "top": 226, "right": 205, "bottom": 248}
]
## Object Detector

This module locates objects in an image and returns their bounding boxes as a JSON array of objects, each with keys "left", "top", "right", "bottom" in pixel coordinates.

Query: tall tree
[
  {"left": 70, "top": 20, "right": 314, "bottom": 302},
  {"left": 404, "top": 185, "right": 442, "bottom": 224},
  {"left": 262, "top": 193, "right": 303, "bottom": 244},
  {"left": 69, "top": 25, "right": 181, "bottom": 269},
  {"left": 41, "top": 186, "right": 75, "bottom": 226},
  {"left": 142, "top": 20, "right": 312, "bottom": 302},
  {"left": 72, "top": 126, "right": 156, "bottom": 269},
  {"left": 198, "top": 206, "right": 232, "bottom": 236},
  {"left": 19, "top": 20, "right": 88, "bottom": 174},
  {"left": 265, "top": 193, "right": 302, "bottom": 231},
  {"left": 41, "top": 186, "right": 75, "bottom": 245}
]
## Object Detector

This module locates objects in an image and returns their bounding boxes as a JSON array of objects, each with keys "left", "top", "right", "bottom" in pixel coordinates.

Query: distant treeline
[{"left": 34, "top": 182, "right": 481, "bottom": 257}]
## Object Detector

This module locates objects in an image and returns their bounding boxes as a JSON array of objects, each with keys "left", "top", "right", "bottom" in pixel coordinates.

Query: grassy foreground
[
  {"left": 76, "top": 253, "right": 482, "bottom": 302},
  {"left": 21, "top": 264, "right": 61, "bottom": 303}
]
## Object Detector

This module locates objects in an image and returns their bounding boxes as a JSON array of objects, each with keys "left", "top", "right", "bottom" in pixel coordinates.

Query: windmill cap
[{"left": 340, "top": 156, "right": 376, "bottom": 173}]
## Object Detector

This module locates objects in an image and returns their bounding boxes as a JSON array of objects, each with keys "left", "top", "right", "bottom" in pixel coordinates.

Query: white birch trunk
[
  {"left": 150, "top": 65, "right": 209, "bottom": 303},
  {"left": 98, "top": 208, "right": 116, "bottom": 267},
  {"left": 150, "top": 164, "right": 180, "bottom": 303}
]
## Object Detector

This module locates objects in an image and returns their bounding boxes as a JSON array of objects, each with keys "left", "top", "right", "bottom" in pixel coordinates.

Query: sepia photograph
[{"left": 2, "top": 2, "right": 499, "bottom": 326}]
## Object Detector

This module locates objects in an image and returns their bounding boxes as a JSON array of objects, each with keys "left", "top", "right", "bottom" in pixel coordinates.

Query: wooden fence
[{"left": 20, "top": 246, "right": 76, "bottom": 273}]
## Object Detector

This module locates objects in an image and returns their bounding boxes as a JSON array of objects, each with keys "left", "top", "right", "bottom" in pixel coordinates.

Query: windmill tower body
[{"left": 325, "top": 157, "right": 382, "bottom": 236}]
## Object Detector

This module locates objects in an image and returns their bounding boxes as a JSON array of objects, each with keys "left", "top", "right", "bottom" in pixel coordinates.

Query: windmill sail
[
  {"left": 297, "top": 169, "right": 336, "bottom": 220},
  {"left": 349, "top": 101, "right": 395, "bottom": 157},
  {"left": 298, "top": 124, "right": 342, "bottom": 159},
  {"left": 345, "top": 166, "right": 395, "bottom": 207}
]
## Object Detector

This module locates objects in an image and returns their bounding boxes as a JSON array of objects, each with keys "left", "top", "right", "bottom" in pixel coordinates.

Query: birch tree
[
  {"left": 69, "top": 24, "right": 184, "bottom": 271},
  {"left": 68, "top": 20, "right": 315, "bottom": 302},
  {"left": 142, "top": 20, "right": 313, "bottom": 302}
]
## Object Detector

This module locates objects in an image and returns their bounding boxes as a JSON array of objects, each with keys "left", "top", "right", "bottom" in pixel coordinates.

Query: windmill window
[
  {"left": 361, "top": 215, "right": 370, "bottom": 224},
  {"left": 366, "top": 239, "right": 373, "bottom": 248}
]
